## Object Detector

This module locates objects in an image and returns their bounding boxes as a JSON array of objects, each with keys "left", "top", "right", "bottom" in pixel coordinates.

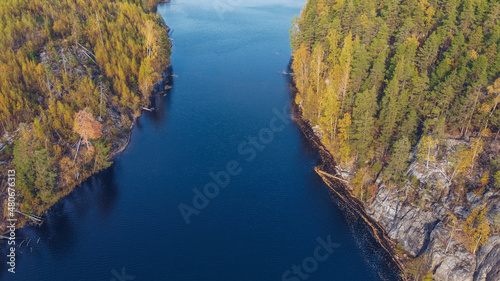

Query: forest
[
  {"left": 292, "top": 0, "right": 500, "bottom": 195},
  {"left": 0, "top": 0, "right": 170, "bottom": 219},
  {"left": 291, "top": 0, "right": 500, "bottom": 276}
]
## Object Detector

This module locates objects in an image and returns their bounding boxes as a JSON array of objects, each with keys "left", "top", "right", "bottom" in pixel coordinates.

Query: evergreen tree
[
  {"left": 291, "top": 0, "right": 500, "bottom": 195},
  {"left": 352, "top": 87, "right": 378, "bottom": 164},
  {"left": 385, "top": 136, "right": 411, "bottom": 181}
]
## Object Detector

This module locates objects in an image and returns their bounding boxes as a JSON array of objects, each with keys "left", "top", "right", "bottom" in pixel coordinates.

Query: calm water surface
[{"left": 1, "top": 1, "right": 401, "bottom": 280}]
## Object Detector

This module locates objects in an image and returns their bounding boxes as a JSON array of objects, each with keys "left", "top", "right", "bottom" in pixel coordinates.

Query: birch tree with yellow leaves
[{"left": 464, "top": 207, "right": 491, "bottom": 255}]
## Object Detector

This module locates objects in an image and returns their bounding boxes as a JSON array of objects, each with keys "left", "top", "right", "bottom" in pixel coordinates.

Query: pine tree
[
  {"left": 386, "top": 136, "right": 411, "bottom": 181},
  {"left": 339, "top": 32, "right": 354, "bottom": 105},
  {"left": 418, "top": 32, "right": 442, "bottom": 74},
  {"left": 289, "top": 15, "right": 301, "bottom": 50},
  {"left": 93, "top": 138, "right": 112, "bottom": 172},
  {"left": 352, "top": 87, "right": 378, "bottom": 164},
  {"left": 13, "top": 135, "right": 36, "bottom": 196},
  {"left": 379, "top": 37, "right": 418, "bottom": 147},
  {"left": 350, "top": 42, "right": 370, "bottom": 93},
  {"left": 34, "top": 148, "right": 57, "bottom": 203},
  {"left": 487, "top": 78, "right": 500, "bottom": 117},
  {"left": 337, "top": 112, "right": 352, "bottom": 165}
]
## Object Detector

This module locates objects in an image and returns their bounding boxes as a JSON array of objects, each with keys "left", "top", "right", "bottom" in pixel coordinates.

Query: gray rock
[
  {"left": 366, "top": 181, "right": 478, "bottom": 281},
  {"left": 474, "top": 236, "right": 500, "bottom": 281},
  {"left": 434, "top": 254, "right": 474, "bottom": 281},
  {"left": 427, "top": 222, "right": 475, "bottom": 281},
  {"left": 367, "top": 183, "right": 442, "bottom": 256},
  {"left": 468, "top": 192, "right": 481, "bottom": 205},
  {"left": 353, "top": 138, "right": 500, "bottom": 280},
  {"left": 454, "top": 205, "right": 470, "bottom": 219}
]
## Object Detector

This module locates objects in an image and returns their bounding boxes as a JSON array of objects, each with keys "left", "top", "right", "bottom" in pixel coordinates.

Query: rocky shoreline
[
  {"left": 288, "top": 75, "right": 500, "bottom": 280},
  {"left": 365, "top": 151, "right": 500, "bottom": 281},
  {"left": 288, "top": 80, "right": 407, "bottom": 279}
]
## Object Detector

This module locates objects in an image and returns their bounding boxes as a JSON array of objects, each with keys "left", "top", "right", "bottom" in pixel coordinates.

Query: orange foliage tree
[{"left": 73, "top": 109, "right": 103, "bottom": 148}]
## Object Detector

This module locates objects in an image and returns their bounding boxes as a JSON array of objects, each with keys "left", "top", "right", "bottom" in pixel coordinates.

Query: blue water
[{"left": 1, "top": 1, "right": 401, "bottom": 280}]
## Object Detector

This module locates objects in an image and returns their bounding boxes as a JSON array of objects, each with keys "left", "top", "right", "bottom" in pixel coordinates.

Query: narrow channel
[{"left": 2, "top": 1, "right": 401, "bottom": 280}]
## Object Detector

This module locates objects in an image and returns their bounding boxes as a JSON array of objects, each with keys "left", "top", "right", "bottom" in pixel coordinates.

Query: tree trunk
[
  {"left": 449, "top": 167, "right": 458, "bottom": 183},
  {"left": 316, "top": 55, "right": 322, "bottom": 119},
  {"left": 96, "top": 11, "right": 105, "bottom": 48},
  {"left": 445, "top": 231, "right": 453, "bottom": 254},
  {"left": 73, "top": 137, "right": 82, "bottom": 164},
  {"left": 426, "top": 144, "right": 430, "bottom": 170},
  {"left": 333, "top": 116, "right": 338, "bottom": 142},
  {"left": 317, "top": 91, "right": 323, "bottom": 120},
  {"left": 330, "top": 115, "right": 334, "bottom": 142},
  {"left": 99, "top": 82, "right": 104, "bottom": 118},
  {"left": 471, "top": 138, "right": 481, "bottom": 170},
  {"left": 61, "top": 48, "right": 67, "bottom": 75},
  {"left": 473, "top": 234, "right": 482, "bottom": 255},
  {"left": 464, "top": 90, "right": 481, "bottom": 138},
  {"left": 489, "top": 94, "right": 500, "bottom": 117}
]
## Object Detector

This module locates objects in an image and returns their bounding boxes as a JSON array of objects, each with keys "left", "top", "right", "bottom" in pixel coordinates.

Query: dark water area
[{"left": 1, "top": 1, "right": 401, "bottom": 280}]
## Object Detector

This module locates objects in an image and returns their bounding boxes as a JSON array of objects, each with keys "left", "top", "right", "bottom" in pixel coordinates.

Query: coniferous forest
[
  {"left": 0, "top": 0, "right": 170, "bottom": 220},
  {"left": 292, "top": 0, "right": 500, "bottom": 197},
  {"left": 291, "top": 0, "right": 500, "bottom": 278}
]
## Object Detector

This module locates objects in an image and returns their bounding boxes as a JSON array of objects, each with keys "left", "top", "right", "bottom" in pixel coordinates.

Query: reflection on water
[
  {"left": 149, "top": 66, "right": 174, "bottom": 127},
  {"left": 30, "top": 167, "right": 118, "bottom": 259}
]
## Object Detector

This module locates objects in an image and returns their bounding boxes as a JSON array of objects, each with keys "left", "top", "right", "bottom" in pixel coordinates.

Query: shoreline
[
  {"left": 108, "top": 66, "right": 173, "bottom": 162},
  {"left": 0, "top": 92, "right": 169, "bottom": 235},
  {"left": 0, "top": 27, "right": 173, "bottom": 235},
  {"left": 287, "top": 76, "right": 407, "bottom": 278}
]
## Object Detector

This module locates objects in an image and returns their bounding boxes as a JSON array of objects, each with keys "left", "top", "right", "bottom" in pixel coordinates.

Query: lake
[{"left": 1, "top": 0, "right": 401, "bottom": 280}]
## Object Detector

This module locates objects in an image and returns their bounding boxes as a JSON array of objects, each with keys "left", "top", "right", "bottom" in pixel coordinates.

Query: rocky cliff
[{"left": 363, "top": 139, "right": 500, "bottom": 281}]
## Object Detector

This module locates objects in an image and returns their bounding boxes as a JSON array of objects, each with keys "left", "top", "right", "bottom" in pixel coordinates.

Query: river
[{"left": 1, "top": 1, "right": 401, "bottom": 280}]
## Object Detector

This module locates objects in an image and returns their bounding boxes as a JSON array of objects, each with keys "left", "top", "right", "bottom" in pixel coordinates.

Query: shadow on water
[
  {"left": 292, "top": 116, "right": 402, "bottom": 280},
  {"left": 34, "top": 166, "right": 118, "bottom": 258},
  {"left": 35, "top": 206, "right": 78, "bottom": 260},
  {"left": 0, "top": 65, "right": 174, "bottom": 279},
  {"left": 149, "top": 65, "right": 174, "bottom": 127},
  {"left": 94, "top": 166, "right": 119, "bottom": 217},
  {"left": 0, "top": 165, "right": 120, "bottom": 274},
  {"left": 285, "top": 69, "right": 402, "bottom": 280},
  {"left": 294, "top": 131, "right": 403, "bottom": 280}
]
